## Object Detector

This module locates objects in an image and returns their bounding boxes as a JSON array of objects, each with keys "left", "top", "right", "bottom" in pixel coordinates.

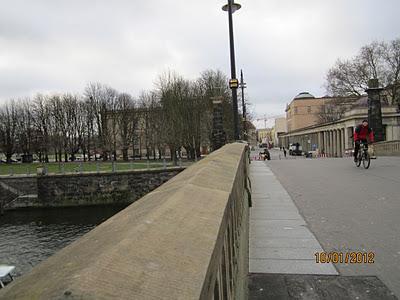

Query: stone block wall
[
  {"left": 36, "top": 169, "right": 183, "bottom": 207},
  {"left": 0, "top": 168, "right": 183, "bottom": 209}
]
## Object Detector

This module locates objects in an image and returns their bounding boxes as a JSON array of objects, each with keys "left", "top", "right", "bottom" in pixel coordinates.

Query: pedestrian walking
[{"left": 283, "top": 147, "right": 287, "bottom": 158}]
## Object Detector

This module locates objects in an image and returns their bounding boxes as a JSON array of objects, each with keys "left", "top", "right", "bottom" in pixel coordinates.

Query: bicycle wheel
[
  {"left": 363, "top": 152, "right": 371, "bottom": 169},
  {"left": 355, "top": 152, "right": 362, "bottom": 167}
]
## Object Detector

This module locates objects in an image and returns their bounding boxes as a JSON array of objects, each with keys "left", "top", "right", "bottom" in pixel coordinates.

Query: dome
[{"left": 294, "top": 92, "right": 315, "bottom": 100}]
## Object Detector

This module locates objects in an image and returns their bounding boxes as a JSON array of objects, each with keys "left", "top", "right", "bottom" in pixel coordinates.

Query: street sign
[{"left": 229, "top": 79, "right": 239, "bottom": 89}]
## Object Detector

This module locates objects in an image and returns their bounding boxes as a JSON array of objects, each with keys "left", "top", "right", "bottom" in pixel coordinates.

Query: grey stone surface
[
  {"left": 266, "top": 149, "right": 400, "bottom": 298},
  {"left": 250, "top": 237, "right": 322, "bottom": 249},
  {"left": 249, "top": 160, "right": 338, "bottom": 275},
  {"left": 250, "top": 247, "right": 320, "bottom": 260},
  {"left": 249, "top": 274, "right": 398, "bottom": 300},
  {"left": 250, "top": 259, "right": 338, "bottom": 275}
]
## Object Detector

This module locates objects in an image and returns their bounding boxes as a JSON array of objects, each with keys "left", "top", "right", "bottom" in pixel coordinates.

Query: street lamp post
[
  {"left": 240, "top": 69, "right": 247, "bottom": 140},
  {"left": 222, "top": 0, "right": 241, "bottom": 140}
]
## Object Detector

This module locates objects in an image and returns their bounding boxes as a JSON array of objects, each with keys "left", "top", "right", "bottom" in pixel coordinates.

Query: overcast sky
[{"left": 1, "top": 0, "right": 399, "bottom": 125}]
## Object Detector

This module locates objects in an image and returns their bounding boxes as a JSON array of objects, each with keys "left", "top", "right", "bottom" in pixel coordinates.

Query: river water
[{"left": 0, "top": 205, "right": 128, "bottom": 279}]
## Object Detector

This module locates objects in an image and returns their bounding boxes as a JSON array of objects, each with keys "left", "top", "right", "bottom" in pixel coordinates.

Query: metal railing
[{"left": 0, "top": 159, "right": 190, "bottom": 177}]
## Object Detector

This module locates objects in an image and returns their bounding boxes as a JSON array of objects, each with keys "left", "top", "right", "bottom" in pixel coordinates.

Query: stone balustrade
[{"left": 373, "top": 140, "right": 400, "bottom": 156}]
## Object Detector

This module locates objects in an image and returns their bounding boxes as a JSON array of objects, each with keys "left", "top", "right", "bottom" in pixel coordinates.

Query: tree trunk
[
  {"left": 122, "top": 148, "right": 128, "bottom": 161},
  {"left": 6, "top": 153, "right": 12, "bottom": 164}
]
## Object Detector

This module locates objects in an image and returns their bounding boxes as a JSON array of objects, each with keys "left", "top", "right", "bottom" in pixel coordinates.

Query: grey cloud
[{"left": 0, "top": 0, "right": 400, "bottom": 118}]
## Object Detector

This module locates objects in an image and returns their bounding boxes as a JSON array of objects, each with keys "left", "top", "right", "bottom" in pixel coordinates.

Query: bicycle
[{"left": 354, "top": 141, "right": 370, "bottom": 169}]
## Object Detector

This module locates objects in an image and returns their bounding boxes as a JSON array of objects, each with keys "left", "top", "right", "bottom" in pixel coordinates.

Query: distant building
[
  {"left": 285, "top": 92, "right": 363, "bottom": 132},
  {"left": 245, "top": 121, "right": 257, "bottom": 146},
  {"left": 279, "top": 93, "right": 400, "bottom": 156},
  {"left": 274, "top": 117, "right": 287, "bottom": 146},
  {"left": 257, "top": 128, "right": 274, "bottom": 146}
]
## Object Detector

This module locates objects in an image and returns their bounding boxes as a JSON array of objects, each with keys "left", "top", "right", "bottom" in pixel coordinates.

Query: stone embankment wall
[{"left": 0, "top": 168, "right": 183, "bottom": 209}]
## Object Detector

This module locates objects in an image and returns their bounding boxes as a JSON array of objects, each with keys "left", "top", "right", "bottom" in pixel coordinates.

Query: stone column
[
  {"left": 326, "top": 131, "right": 330, "bottom": 156},
  {"left": 330, "top": 131, "right": 334, "bottom": 157},
  {"left": 344, "top": 127, "right": 349, "bottom": 150},
  {"left": 337, "top": 130, "right": 342, "bottom": 157},
  {"left": 366, "top": 79, "right": 384, "bottom": 142},
  {"left": 342, "top": 128, "right": 346, "bottom": 155},
  {"left": 318, "top": 132, "right": 322, "bottom": 153},
  {"left": 325, "top": 131, "right": 329, "bottom": 156}
]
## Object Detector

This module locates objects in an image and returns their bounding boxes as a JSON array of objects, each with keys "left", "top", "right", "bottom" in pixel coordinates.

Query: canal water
[{"left": 0, "top": 204, "right": 128, "bottom": 279}]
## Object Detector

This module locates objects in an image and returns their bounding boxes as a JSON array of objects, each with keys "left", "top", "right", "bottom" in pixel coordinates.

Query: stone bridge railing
[
  {"left": 373, "top": 140, "right": 400, "bottom": 156},
  {"left": 0, "top": 143, "right": 251, "bottom": 300}
]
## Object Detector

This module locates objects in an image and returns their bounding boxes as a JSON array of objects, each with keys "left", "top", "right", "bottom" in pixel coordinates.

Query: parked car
[{"left": 289, "top": 143, "right": 302, "bottom": 156}]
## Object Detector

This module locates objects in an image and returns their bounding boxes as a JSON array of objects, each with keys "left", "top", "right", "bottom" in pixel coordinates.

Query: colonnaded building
[{"left": 278, "top": 91, "right": 400, "bottom": 157}]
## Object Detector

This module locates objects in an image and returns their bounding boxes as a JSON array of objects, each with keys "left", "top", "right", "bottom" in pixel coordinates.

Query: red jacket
[{"left": 354, "top": 125, "right": 374, "bottom": 142}]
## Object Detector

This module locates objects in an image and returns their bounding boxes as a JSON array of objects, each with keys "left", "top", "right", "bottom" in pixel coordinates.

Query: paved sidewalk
[{"left": 249, "top": 160, "right": 337, "bottom": 275}]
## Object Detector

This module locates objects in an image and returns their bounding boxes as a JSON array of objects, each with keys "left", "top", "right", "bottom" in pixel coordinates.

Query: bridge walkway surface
[{"left": 248, "top": 159, "right": 397, "bottom": 300}]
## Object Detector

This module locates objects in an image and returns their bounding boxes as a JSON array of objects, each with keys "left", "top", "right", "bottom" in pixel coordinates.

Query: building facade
[
  {"left": 279, "top": 88, "right": 400, "bottom": 156},
  {"left": 274, "top": 117, "right": 287, "bottom": 146},
  {"left": 279, "top": 105, "right": 400, "bottom": 157},
  {"left": 285, "top": 92, "right": 363, "bottom": 132}
]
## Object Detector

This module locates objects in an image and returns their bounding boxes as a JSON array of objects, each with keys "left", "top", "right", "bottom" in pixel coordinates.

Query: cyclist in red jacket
[{"left": 354, "top": 119, "right": 374, "bottom": 162}]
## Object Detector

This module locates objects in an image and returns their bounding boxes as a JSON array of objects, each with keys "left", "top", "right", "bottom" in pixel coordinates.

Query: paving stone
[
  {"left": 250, "top": 259, "right": 338, "bottom": 275},
  {"left": 250, "top": 247, "right": 321, "bottom": 260},
  {"left": 249, "top": 273, "right": 397, "bottom": 300},
  {"left": 250, "top": 237, "right": 323, "bottom": 249},
  {"left": 250, "top": 161, "right": 337, "bottom": 275}
]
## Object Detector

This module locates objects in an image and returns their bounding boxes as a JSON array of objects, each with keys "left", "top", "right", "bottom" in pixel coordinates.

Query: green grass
[{"left": 0, "top": 160, "right": 183, "bottom": 176}]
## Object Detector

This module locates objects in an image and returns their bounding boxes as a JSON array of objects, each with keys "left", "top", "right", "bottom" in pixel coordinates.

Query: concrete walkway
[{"left": 249, "top": 160, "right": 338, "bottom": 275}]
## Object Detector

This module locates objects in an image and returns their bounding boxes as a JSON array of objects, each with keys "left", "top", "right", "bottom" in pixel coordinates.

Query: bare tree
[
  {"left": 81, "top": 98, "right": 96, "bottom": 161},
  {"left": 0, "top": 101, "right": 19, "bottom": 163},
  {"left": 32, "top": 94, "right": 51, "bottom": 162},
  {"left": 326, "top": 58, "right": 368, "bottom": 96},
  {"left": 84, "top": 83, "right": 116, "bottom": 161},
  {"left": 382, "top": 38, "right": 400, "bottom": 108},
  {"left": 47, "top": 95, "right": 67, "bottom": 161},
  {"left": 317, "top": 98, "right": 354, "bottom": 123},
  {"left": 138, "top": 91, "right": 164, "bottom": 160},
  {"left": 16, "top": 99, "right": 35, "bottom": 158},
  {"left": 326, "top": 38, "right": 400, "bottom": 110},
  {"left": 198, "top": 69, "right": 232, "bottom": 145},
  {"left": 116, "top": 93, "right": 137, "bottom": 161},
  {"left": 62, "top": 94, "right": 86, "bottom": 161}
]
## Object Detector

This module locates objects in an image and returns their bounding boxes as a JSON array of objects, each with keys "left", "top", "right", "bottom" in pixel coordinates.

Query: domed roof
[{"left": 294, "top": 92, "right": 315, "bottom": 100}]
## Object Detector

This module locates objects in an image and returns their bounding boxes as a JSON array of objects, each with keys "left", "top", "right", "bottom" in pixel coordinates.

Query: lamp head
[{"left": 222, "top": 2, "right": 241, "bottom": 13}]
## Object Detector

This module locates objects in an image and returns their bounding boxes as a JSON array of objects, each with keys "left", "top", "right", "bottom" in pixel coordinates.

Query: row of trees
[
  {"left": 326, "top": 38, "right": 400, "bottom": 108},
  {"left": 0, "top": 69, "right": 240, "bottom": 164}
]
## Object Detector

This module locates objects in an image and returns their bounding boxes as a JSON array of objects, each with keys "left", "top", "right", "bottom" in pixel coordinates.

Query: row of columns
[
  {"left": 279, "top": 127, "right": 356, "bottom": 157},
  {"left": 320, "top": 129, "right": 345, "bottom": 157}
]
